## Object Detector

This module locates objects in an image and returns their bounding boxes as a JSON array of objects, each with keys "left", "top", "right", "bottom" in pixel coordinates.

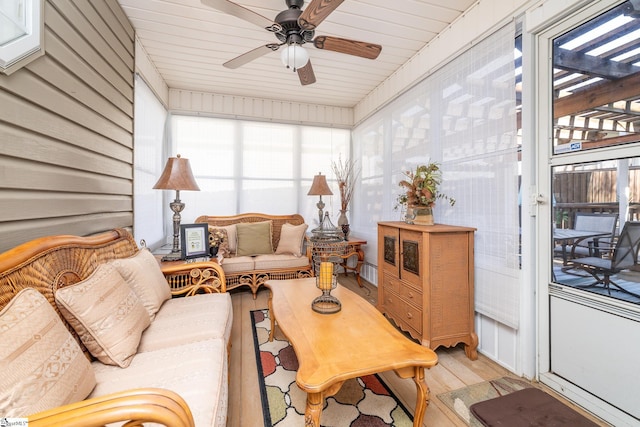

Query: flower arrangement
[
  {"left": 395, "top": 162, "right": 455, "bottom": 209},
  {"left": 209, "top": 228, "right": 226, "bottom": 247},
  {"left": 331, "top": 155, "right": 360, "bottom": 212}
]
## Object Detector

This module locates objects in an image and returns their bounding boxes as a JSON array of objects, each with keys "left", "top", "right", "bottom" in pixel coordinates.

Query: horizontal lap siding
[{"left": 0, "top": 0, "right": 134, "bottom": 251}]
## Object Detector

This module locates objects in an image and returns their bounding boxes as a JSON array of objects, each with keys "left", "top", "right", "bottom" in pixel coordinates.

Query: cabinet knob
[
  {"left": 408, "top": 291, "right": 414, "bottom": 299},
  {"left": 406, "top": 312, "right": 413, "bottom": 319}
]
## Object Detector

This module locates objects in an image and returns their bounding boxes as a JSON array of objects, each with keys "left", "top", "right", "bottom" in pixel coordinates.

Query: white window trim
[{"left": 0, "top": 0, "right": 44, "bottom": 75}]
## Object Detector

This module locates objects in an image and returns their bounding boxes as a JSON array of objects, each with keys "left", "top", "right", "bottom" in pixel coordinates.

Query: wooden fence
[{"left": 553, "top": 168, "right": 640, "bottom": 228}]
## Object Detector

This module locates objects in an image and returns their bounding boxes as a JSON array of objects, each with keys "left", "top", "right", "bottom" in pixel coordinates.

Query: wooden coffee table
[{"left": 265, "top": 277, "right": 438, "bottom": 427}]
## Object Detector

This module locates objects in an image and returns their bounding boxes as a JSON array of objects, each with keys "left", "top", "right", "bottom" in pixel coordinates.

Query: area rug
[
  {"left": 437, "top": 376, "right": 534, "bottom": 426},
  {"left": 251, "top": 309, "right": 413, "bottom": 427},
  {"left": 470, "top": 387, "right": 600, "bottom": 427}
]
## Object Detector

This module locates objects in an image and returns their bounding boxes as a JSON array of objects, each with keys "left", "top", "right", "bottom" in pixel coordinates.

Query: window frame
[{"left": 0, "top": 0, "right": 44, "bottom": 75}]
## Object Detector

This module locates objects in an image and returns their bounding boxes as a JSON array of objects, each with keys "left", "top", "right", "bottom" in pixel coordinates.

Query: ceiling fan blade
[
  {"left": 201, "top": 0, "right": 281, "bottom": 32},
  {"left": 223, "top": 44, "right": 279, "bottom": 69},
  {"left": 297, "top": 61, "right": 316, "bottom": 85},
  {"left": 313, "top": 36, "right": 381, "bottom": 59},
  {"left": 298, "top": 0, "right": 344, "bottom": 30}
]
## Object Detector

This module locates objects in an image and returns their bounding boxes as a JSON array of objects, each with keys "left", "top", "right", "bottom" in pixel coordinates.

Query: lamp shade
[
  {"left": 308, "top": 173, "right": 333, "bottom": 196},
  {"left": 280, "top": 44, "right": 309, "bottom": 70},
  {"left": 153, "top": 154, "right": 200, "bottom": 191}
]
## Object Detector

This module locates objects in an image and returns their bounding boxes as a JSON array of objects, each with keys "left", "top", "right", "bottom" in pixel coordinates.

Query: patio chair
[
  {"left": 570, "top": 212, "right": 618, "bottom": 258},
  {"left": 554, "top": 212, "right": 618, "bottom": 262},
  {"left": 571, "top": 221, "right": 640, "bottom": 298}
]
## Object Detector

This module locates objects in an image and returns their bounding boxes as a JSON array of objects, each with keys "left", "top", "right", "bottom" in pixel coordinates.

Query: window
[
  {"left": 171, "top": 115, "right": 350, "bottom": 227},
  {"left": 353, "top": 23, "right": 520, "bottom": 328},
  {"left": 552, "top": 0, "right": 640, "bottom": 154},
  {"left": 133, "top": 75, "right": 167, "bottom": 249},
  {"left": 550, "top": 0, "right": 640, "bottom": 305},
  {"left": 0, "top": 0, "right": 43, "bottom": 74}
]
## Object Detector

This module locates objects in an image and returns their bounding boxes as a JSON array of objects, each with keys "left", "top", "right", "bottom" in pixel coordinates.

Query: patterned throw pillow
[
  {"left": 110, "top": 248, "right": 172, "bottom": 321},
  {"left": 217, "top": 224, "right": 237, "bottom": 253},
  {"left": 0, "top": 288, "right": 96, "bottom": 417},
  {"left": 55, "top": 263, "right": 150, "bottom": 368},
  {"left": 209, "top": 227, "right": 230, "bottom": 258}
]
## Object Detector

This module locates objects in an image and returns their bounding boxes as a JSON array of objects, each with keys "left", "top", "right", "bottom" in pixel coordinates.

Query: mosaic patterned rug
[
  {"left": 437, "top": 376, "right": 534, "bottom": 426},
  {"left": 251, "top": 309, "right": 413, "bottom": 427}
]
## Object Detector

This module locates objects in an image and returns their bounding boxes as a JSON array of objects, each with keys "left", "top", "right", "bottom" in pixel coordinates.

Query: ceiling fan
[{"left": 201, "top": 0, "right": 382, "bottom": 85}]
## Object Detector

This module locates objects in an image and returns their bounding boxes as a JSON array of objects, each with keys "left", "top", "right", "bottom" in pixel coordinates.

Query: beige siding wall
[{"left": 0, "top": 0, "right": 134, "bottom": 252}]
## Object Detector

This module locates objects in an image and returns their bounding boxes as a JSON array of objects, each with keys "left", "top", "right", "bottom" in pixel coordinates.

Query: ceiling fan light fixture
[{"left": 280, "top": 44, "right": 309, "bottom": 70}]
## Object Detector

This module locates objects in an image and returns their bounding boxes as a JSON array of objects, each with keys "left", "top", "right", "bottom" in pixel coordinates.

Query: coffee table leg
[
  {"left": 304, "top": 392, "right": 323, "bottom": 427},
  {"left": 412, "top": 366, "right": 429, "bottom": 427},
  {"left": 268, "top": 291, "right": 275, "bottom": 342}
]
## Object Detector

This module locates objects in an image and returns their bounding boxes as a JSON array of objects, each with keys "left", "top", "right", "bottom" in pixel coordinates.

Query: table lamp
[
  {"left": 308, "top": 172, "right": 333, "bottom": 226},
  {"left": 153, "top": 154, "right": 200, "bottom": 261}
]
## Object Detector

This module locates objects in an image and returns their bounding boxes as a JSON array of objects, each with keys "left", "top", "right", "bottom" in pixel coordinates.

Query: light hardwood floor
[{"left": 226, "top": 275, "right": 608, "bottom": 426}]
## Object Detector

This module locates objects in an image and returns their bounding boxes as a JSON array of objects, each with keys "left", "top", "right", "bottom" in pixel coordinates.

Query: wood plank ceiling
[{"left": 116, "top": 0, "right": 476, "bottom": 108}]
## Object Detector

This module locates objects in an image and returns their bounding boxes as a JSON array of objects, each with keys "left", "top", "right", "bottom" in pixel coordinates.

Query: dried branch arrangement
[{"left": 332, "top": 156, "right": 360, "bottom": 212}]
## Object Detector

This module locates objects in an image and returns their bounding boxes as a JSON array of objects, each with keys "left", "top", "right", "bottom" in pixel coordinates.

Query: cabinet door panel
[
  {"left": 379, "top": 226, "right": 399, "bottom": 277},
  {"left": 399, "top": 229, "right": 422, "bottom": 288}
]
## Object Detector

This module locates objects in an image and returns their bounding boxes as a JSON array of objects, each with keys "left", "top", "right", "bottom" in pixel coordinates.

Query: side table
[
  {"left": 306, "top": 236, "right": 367, "bottom": 287},
  {"left": 153, "top": 253, "right": 226, "bottom": 296}
]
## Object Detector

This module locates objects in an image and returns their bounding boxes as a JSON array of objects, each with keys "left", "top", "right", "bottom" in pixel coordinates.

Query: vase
[
  {"left": 337, "top": 210, "right": 350, "bottom": 240},
  {"left": 210, "top": 245, "right": 219, "bottom": 257},
  {"left": 412, "top": 206, "right": 434, "bottom": 226},
  {"left": 404, "top": 206, "right": 415, "bottom": 224}
]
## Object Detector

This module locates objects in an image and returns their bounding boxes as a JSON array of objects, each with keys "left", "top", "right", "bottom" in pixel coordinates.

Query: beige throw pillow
[
  {"left": 236, "top": 221, "right": 273, "bottom": 256},
  {"left": 55, "top": 263, "right": 150, "bottom": 368},
  {"left": 0, "top": 288, "right": 96, "bottom": 417},
  {"left": 275, "top": 223, "right": 309, "bottom": 257},
  {"left": 110, "top": 248, "right": 171, "bottom": 321}
]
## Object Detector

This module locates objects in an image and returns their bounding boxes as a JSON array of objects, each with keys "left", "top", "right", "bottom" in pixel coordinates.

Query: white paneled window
[
  {"left": 0, "top": 0, "right": 43, "bottom": 74},
  {"left": 172, "top": 115, "right": 350, "bottom": 228},
  {"left": 133, "top": 75, "right": 167, "bottom": 248},
  {"left": 354, "top": 23, "right": 520, "bottom": 328}
]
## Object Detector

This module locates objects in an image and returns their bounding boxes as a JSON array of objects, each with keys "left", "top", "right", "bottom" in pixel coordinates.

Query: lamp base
[
  {"left": 311, "top": 290, "right": 341, "bottom": 314},
  {"left": 161, "top": 251, "right": 182, "bottom": 262}
]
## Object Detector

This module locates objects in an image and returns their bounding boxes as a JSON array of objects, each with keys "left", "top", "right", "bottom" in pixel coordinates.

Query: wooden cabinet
[{"left": 377, "top": 221, "right": 478, "bottom": 360}]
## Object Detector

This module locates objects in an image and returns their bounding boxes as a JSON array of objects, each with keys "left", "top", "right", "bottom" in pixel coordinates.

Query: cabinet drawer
[
  {"left": 400, "top": 284, "right": 422, "bottom": 308},
  {"left": 383, "top": 274, "right": 401, "bottom": 294},
  {"left": 384, "top": 290, "right": 422, "bottom": 335},
  {"left": 398, "top": 301, "right": 422, "bottom": 334}
]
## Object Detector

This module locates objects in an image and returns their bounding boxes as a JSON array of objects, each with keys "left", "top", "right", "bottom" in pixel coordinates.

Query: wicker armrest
[
  {"left": 161, "top": 261, "right": 227, "bottom": 296},
  {"left": 28, "top": 388, "right": 194, "bottom": 427}
]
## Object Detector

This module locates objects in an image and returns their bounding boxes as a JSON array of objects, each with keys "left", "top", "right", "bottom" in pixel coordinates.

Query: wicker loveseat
[
  {"left": 0, "top": 228, "right": 231, "bottom": 427},
  {"left": 196, "top": 213, "right": 313, "bottom": 298}
]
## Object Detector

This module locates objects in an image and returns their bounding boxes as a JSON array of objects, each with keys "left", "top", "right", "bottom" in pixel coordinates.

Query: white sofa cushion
[
  {"left": 109, "top": 248, "right": 171, "bottom": 321},
  {"left": 138, "top": 293, "right": 233, "bottom": 352},
  {"left": 0, "top": 289, "right": 96, "bottom": 417},
  {"left": 55, "top": 263, "right": 150, "bottom": 368},
  {"left": 220, "top": 256, "right": 255, "bottom": 273},
  {"left": 90, "top": 339, "right": 228, "bottom": 427},
  {"left": 254, "top": 253, "right": 311, "bottom": 270}
]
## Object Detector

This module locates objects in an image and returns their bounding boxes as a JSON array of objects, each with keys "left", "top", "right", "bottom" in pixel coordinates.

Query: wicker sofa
[
  {"left": 196, "top": 213, "right": 313, "bottom": 298},
  {"left": 0, "top": 228, "right": 231, "bottom": 427}
]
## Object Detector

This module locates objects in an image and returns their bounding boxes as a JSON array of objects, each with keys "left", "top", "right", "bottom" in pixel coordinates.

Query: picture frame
[{"left": 180, "top": 223, "right": 209, "bottom": 260}]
